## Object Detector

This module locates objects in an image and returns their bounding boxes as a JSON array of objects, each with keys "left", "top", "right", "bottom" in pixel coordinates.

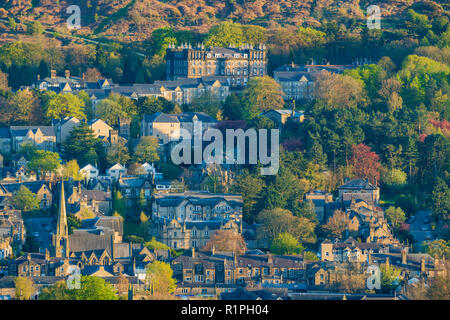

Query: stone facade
[{"left": 166, "top": 44, "right": 267, "bottom": 87}]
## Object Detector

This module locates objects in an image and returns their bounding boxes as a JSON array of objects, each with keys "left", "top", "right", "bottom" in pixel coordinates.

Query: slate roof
[
  {"left": 274, "top": 71, "right": 320, "bottom": 82},
  {"left": 173, "top": 250, "right": 305, "bottom": 270},
  {"left": 10, "top": 126, "right": 55, "bottom": 137},
  {"left": 118, "top": 177, "right": 150, "bottom": 188},
  {"left": 221, "top": 288, "right": 284, "bottom": 300},
  {"left": 339, "top": 178, "right": 378, "bottom": 190},
  {"left": 14, "top": 253, "right": 65, "bottom": 265},
  {"left": 81, "top": 216, "right": 123, "bottom": 236},
  {"left": 154, "top": 217, "right": 235, "bottom": 231},
  {"left": 80, "top": 190, "right": 112, "bottom": 202},
  {"left": 143, "top": 112, "right": 216, "bottom": 124},
  {"left": 0, "top": 180, "right": 49, "bottom": 194},
  {"left": 69, "top": 231, "right": 114, "bottom": 254},
  {"left": 154, "top": 192, "right": 243, "bottom": 207},
  {"left": 0, "top": 128, "right": 11, "bottom": 139},
  {"left": 143, "top": 112, "right": 180, "bottom": 123}
]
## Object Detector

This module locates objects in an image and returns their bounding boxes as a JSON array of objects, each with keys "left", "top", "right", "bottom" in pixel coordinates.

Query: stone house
[
  {"left": 140, "top": 112, "right": 216, "bottom": 145},
  {"left": 117, "top": 177, "right": 152, "bottom": 207},
  {"left": 88, "top": 119, "right": 112, "bottom": 139},
  {"left": 338, "top": 178, "right": 380, "bottom": 204},
  {"left": 261, "top": 109, "right": 305, "bottom": 126},
  {"left": 52, "top": 117, "right": 81, "bottom": 145},
  {"left": 171, "top": 249, "right": 306, "bottom": 291},
  {"left": 10, "top": 126, "right": 56, "bottom": 152},
  {"left": 0, "top": 181, "right": 53, "bottom": 209},
  {"left": 107, "top": 163, "right": 127, "bottom": 181},
  {"left": 9, "top": 251, "right": 70, "bottom": 277},
  {"left": 79, "top": 164, "right": 99, "bottom": 181}
]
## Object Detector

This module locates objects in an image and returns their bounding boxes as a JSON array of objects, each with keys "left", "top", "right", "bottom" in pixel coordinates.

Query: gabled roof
[
  {"left": 339, "top": 178, "right": 378, "bottom": 190},
  {"left": 88, "top": 118, "right": 112, "bottom": 129},
  {"left": 108, "top": 163, "right": 126, "bottom": 171},
  {"left": 80, "top": 163, "right": 98, "bottom": 171},
  {"left": 10, "top": 126, "right": 55, "bottom": 137}
]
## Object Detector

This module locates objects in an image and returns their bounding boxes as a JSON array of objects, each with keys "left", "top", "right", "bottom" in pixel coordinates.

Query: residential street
[
  {"left": 24, "top": 217, "right": 54, "bottom": 253},
  {"left": 409, "top": 210, "right": 433, "bottom": 244}
]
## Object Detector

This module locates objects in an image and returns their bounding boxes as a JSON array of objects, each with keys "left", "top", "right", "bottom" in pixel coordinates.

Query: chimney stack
[
  {"left": 401, "top": 248, "right": 407, "bottom": 265},
  {"left": 191, "top": 247, "right": 195, "bottom": 258},
  {"left": 385, "top": 256, "right": 389, "bottom": 268},
  {"left": 65, "top": 69, "right": 70, "bottom": 79},
  {"left": 51, "top": 70, "right": 56, "bottom": 79},
  {"left": 211, "top": 245, "right": 215, "bottom": 256},
  {"left": 421, "top": 256, "right": 426, "bottom": 274}
]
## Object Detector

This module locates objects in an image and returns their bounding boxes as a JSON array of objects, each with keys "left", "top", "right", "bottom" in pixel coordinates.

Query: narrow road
[
  {"left": 24, "top": 217, "right": 53, "bottom": 253},
  {"left": 409, "top": 210, "right": 433, "bottom": 244}
]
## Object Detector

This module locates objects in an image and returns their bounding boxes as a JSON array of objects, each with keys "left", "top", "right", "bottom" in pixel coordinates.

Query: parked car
[
  {"left": 44, "top": 225, "right": 51, "bottom": 231},
  {"left": 423, "top": 218, "right": 430, "bottom": 224},
  {"left": 32, "top": 232, "right": 40, "bottom": 238},
  {"left": 421, "top": 226, "right": 428, "bottom": 231}
]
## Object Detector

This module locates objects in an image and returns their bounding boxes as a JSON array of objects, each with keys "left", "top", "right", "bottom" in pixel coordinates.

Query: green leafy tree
[
  {"left": 303, "top": 251, "right": 319, "bottom": 261},
  {"left": 12, "top": 186, "right": 41, "bottom": 211},
  {"left": 112, "top": 190, "right": 125, "bottom": 218},
  {"left": 138, "top": 96, "right": 174, "bottom": 116},
  {"left": 380, "top": 263, "right": 402, "bottom": 293},
  {"left": 70, "top": 276, "right": 118, "bottom": 300},
  {"left": 27, "top": 21, "right": 44, "bottom": 35},
  {"left": 95, "top": 93, "right": 136, "bottom": 126},
  {"left": 431, "top": 177, "right": 450, "bottom": 221},
  {"left": 145, "top": 261, "right": 177, "bottom": 296},
  {"left": 62, "top": 123, "right": 105, "bottom": 168},
  {"left": 205, "top": 21, "right": 246, "bottom": 47},
  {"left": 241, "top": 76, "right": 285, "bottom": 120},
  {"left": 107, "top": 138, "right": 130, "bottom": 165},
  {"left": 385, "top": 206, "right": 406, "bottom": 229},
  {"left": 27, "top": 150, "right": 61, "bottom": 179},
  {"left": 67, "top": 214, "right": 82, "bottom": 234},
  {"left": 382, "top": 168, "right": 407, "bottom": 187},
  {"left": 231, "top": 171, "right": 264, "bottom": 222},
  {"left": 14, "top": 277, "right": 36, "bottom": 300},
  {"left": 257, "top": 208, "right": 316, "bottom": 245},
  {"left": 39, "top": 280, "right": 72, "bottom": 300},
  {"left": 62, "top": 160, "right": 83, "bottom": 181},
  {"left": 422, "top": 239, "right": 450, "bottom": 260},
  {"left": 134, "top": 136, "right": 160, "bottom": 163},
  {"left": 185, "top": 91, "right": 222, "bottom": 119},
  {"left": 45, "top": 93, "right": 86, "bottom": 120},
  {"left": 270, "top": 232, "right": 304, "bottom": 255}
]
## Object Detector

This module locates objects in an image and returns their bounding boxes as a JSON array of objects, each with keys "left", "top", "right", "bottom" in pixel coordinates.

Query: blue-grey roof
[
  {"left": 0, "top": 128, "right": 11, "bottom": 139},
  {"left": 10, "top": 126, "right": 55, "bottom": 137}
]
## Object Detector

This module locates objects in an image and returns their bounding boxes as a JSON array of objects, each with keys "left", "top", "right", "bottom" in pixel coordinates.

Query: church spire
[
  {"left": 53, "top": 180, "right": 69, "bottom": 258},
  {"left": 56, "top": 180, "right": 68, "bottom": 237}
]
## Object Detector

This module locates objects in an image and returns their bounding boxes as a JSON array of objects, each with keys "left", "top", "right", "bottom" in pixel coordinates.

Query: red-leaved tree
[{"left": 350, "top": 143, "right": 381, "bottom": 185}]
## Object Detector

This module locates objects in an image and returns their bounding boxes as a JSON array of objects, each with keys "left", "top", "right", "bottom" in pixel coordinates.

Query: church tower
[{"left": 53, "top": 181, "right": 69, "bottom": 258}]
